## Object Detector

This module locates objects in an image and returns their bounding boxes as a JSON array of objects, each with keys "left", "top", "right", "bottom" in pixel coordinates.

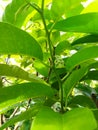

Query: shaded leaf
[
  {"left": 0, "top": 105, "right": 41, "bottom": 130},
  {"left": 31, "top": 107, "right": 97, "bottom": 130},
  {"left": 0, "top": 22, "right": 43, "bottom": 60},
  {"left": 0, "top": 82, "right": 53, "bottom": 114},
  {"left": 66, "top": 46, "right": 98, "bottom": 71},
  {"left": 88, "top": 61, "right": 98, "bottom": 70},
  {"left": 76, "top": 83, "right": 92, "bottom": 96},
  {"left": 83, "top": 70, "right": 98, "bottom": 80},
  {"left": 19, "top": 120, "right": 31, "bottom": 130},
  {"left": 53, "top": 13, "right": 98, "bottom": 33},
  {"left": 72, "top": 34, "right": 98, "bottom": 45},
  {"left": 63, "top": 67, "right": 87, "bottom": 99},
  {"left": 68, "top": 95, "right": 96, "bottom": 108}
]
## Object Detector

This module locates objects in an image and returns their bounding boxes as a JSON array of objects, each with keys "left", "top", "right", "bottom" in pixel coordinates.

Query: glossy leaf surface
[
  {"left": 54, "top": 13, "right": 98, "bottom": 33},
  {"left": 31, "top": 107, "right": 97, "bottom": 130}
]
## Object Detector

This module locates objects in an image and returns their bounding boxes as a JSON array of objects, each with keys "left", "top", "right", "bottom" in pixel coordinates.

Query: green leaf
[
  {"left": 31, "top": 107, "right": 97, "bottom": 130},
  {"left": 2, "top": 0, "right": 30, "bottom": 27},
  {"left": 34, "top": 60, "right": 49, "bottom": 77},
  {"left": 82, "top": 0, "right": 98, "bottom": 14},
  {"left": 55, "top": 40, "right": 71, "bottom": 55},
  {"left": 93, "top": 109, "right": 98, "bottom": 125},
  {"left": 2, "top": 0, "right": 40, "bottom": 27},
  {"left": 0, "top": 64, "right": 43, "bottom": 82},
  {"left": 51, "top": 31, "right": 60, "bottom": 45},
  {"left": 83, "top": 70, "right": 98, "bottom": 80},
  {"left": 0, "top": 82, "right": 53, "bottom": 114},
  {"left": 89, "top": 61, "right": 98, "bottom": 70},
  {"left": 50, "top": 0, "right": 66, "bottom": 20},
  {"left": 53, "top": 13, "right": 98, "bottom": 33},
  {"left": 75, "top": 83, "right": 92, "bottom": 96},
  {"left": 66, "top": 46, "right": 98, "bottom": 71},
  {"left": 68, "top": 95, "right": 96, "bottom": 108},
  {"left": 0, "top": 22, "right": 43, "bottom": 60},
  {"left": 65, "top": 4, "right": 84, "bottom": 17},
  {"left": 19, "top": 120, "right": 31, "bottom": 130},
  {"left": 63, "top": 0, "right": 84, "bottom": 17},
  {"left": 63, "top": 67, "right": 87, "bottom": 99},
  {"left": 0, "top": 105, "right": 41, "bottom": 130},
  {"left": 72, "top": 34, "right": 98, "bottom": 45}
]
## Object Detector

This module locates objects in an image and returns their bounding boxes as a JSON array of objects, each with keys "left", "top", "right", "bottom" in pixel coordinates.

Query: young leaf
[
  {"left": 0, "top": 82, "right": 53, "bottom": 114},
  {"left": 53, "top": 13, "right": 98, "bottom": 33},
  {"left": 31, "top": 107, "right": 97, "bottom": 130},
  {"left": 66, "top": 46, "right": 98, "bottom": 71},
  {"left": 0, "top": 22, "right": 43, "bottom": 60}
]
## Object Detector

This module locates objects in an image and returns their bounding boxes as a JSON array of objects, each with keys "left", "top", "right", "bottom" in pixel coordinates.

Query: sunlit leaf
[
  {"left": 53, "top": 13, "right": 98, "bottom": 33},
  {"left": 82, "top": 0, "right": 98, "bottom": 14},
  {"left": 0, "top": 22, "right": 43, "bottom": 60},
  {"left": 64, "top": 0, "right": 85, "bottom": 17},
  {"left": 31, "top": 107, "right": 97, "bottom": 130},
  {"left": 0, "top": 64, "right": 43, "bottom": 82},
  {"left": 2, "top": 0, "right": 33, "bottom": 27},
  {"left": 50, "top": 0, "right": 66, "bottom": 20}
]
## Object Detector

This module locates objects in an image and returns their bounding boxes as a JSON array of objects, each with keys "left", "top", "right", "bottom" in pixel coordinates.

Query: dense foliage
[{"left": 0, "top": 0, "right": 98, "bottom": 129}]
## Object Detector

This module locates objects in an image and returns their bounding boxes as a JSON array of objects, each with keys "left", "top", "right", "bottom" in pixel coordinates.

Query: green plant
[{"left": 0, "top": 0, "right": 98, "bottom": 129}]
